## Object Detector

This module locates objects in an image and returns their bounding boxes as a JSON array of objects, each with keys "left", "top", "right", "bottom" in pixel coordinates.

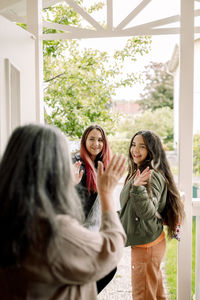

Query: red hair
[{"left": 80, "top": 125, "right": 111, "bottom": 193}]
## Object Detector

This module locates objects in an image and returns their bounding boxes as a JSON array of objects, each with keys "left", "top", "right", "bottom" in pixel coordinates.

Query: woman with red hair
[
  {"left": 74, "top": 124, "right": 111, "bottom": 230},
  {"left": 73, "top": 124, "right": 116, "bottom": 293}
]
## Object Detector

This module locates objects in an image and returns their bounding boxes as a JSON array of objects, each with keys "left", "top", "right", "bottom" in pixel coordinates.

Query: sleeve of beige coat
[{"left": 49, "top": 211, "right": 126, "bottom": 285}]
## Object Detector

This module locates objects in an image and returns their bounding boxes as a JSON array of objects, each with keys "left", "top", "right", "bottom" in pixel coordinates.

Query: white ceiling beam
[
  {"left": 125, "top": 14, "right": 180, "bottom": 32},
  {"left": 43, "top": 21, "right": 92, "bottom": 33},
  {"left": 0, "top": 0, "right": 22, "bottom": 11},
  {"left": 0, "top": 12, "right": 26, "bottom": 23},
  {"left": 42, "top": 0, "right": 60, "bottom": 9},
  {"left": 64, "top": 0, "right": 104, "bottom": 31},
  {"left": 115, "top": 0, "right": 152, "bottom": 31},
  {"left": 42, "top": 27, "right": 183, "bottom": 40},
  {"left": 107, "top": 0, "right": 113, "bottom": 31}
]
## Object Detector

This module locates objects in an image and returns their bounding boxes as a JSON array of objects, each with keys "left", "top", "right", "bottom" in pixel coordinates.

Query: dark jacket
[
  {"left": 73, "top": 154, "right": 101, "bottom": 231},
  {"left": 119, "top": 170, "right": 167, "bottom": 246}
]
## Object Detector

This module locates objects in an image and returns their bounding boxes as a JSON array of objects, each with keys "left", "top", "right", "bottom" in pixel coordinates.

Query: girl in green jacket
[{"left": 119, "top": 130, "right": 184, "bottom": 300}]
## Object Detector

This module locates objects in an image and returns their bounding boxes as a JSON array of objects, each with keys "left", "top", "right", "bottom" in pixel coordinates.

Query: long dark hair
[
  {"left": 125, "top": 130, "right": 184, "bottom": 239},
  {"left": 0, "top": 124, "right": 83, "bottom": 268},
  {"left": 80, "top": 124, "right": 111, "bottom": 193}
]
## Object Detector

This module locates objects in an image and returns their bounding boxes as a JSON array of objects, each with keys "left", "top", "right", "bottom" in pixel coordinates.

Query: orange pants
[{"left": 131, "top": 238, "right": 166, "bottom": 300}]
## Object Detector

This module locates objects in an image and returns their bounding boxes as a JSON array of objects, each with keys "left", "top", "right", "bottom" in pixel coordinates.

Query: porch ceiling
[
  {"left": 0, "top": 0, "right": 60, "bottom": 17},
  {"left": 1, "top": 0, "right": 200, "bottom": 40}
]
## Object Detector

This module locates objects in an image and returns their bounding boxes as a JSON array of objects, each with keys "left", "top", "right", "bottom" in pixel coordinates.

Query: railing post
[
  {"left": 177, "top": 0, "right": 194, "bottom": 299},
  {"left": 192, "top": 199, "right": 200, "bottom": 300},
  {"left": 195, "top": 216, "right": 200, "bottom": 299}
]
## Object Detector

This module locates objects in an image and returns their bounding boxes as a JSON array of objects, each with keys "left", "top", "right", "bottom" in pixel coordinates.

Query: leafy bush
[
  {"left": 193, "top": 134, "right": 200, "bottom": 175},
  {"left": 108, "top": 136, "right": 173, "bottom": 157},
  {"left": 117, "top": 107, "right": 174, "bottom": 149},
  {"left": 108, "top": 138, "right": 130, "bottom": 156}
]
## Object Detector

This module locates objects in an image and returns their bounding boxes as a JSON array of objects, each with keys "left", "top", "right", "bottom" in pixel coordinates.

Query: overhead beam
[
  {"left": 107, "top": 0, "right": 113, "bottom": 31},
  {"left": 64, "top": 0, "right": 104, "bottom": 31},
  {"left": 115, "top": 0, "right": 152, "bottom": 30}
]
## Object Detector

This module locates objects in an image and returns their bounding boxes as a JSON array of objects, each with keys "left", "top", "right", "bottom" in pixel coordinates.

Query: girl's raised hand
[
  {"left": 72, "top": 161, "right": 84, "bottom": 185},
  {"left": 133, "top": 167, "right": 151, "bottom": 187}
]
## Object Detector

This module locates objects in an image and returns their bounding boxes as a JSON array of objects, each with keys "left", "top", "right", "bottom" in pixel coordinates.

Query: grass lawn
[{"left": 165, "top": 218, "right": 196, "bottom": 299}]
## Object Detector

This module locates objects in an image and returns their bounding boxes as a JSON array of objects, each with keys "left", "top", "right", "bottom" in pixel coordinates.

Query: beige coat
[{"left": 0, "top": 211, "right": 126, "bottom": 300}]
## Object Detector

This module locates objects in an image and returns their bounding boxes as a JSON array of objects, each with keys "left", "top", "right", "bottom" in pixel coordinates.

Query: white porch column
[
  {"left": 177, "top": 0, "right": 194, "bottom": 299},
  {"left": 27, "top": 0, "right": 44, "bottom": 123}
]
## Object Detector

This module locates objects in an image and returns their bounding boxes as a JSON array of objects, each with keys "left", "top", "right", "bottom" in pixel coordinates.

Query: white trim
[
  {"left": 177, "top": 0, "right": 194, "bottom": 299},
  {"left": 4, "top": 59, "right": 11, "bottom": 135},
  {"left": 27, "top": 0, "right": 44, "bottom": 123},
  {"left": 4, "top": 59, "right": 21, "bottom": 134}
]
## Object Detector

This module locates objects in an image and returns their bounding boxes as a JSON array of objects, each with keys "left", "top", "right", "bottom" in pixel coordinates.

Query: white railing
[
  {"left": 177, "top": 194, "right": 200, "bottom": 299},
  {"left": 192, "top": 198, "right": 200, "bottom": 300}
]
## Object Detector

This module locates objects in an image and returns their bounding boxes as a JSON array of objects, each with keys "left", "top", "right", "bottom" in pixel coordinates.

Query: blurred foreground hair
[{"left": 0, "top": 124, "right": 83, "bottom": 268}]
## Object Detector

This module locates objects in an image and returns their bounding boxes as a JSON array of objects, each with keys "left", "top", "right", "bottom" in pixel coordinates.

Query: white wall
[
  {"left": 173, "top": 38, "right": 200, "bottom": 147},
  {"left": 0, "top": 15, "right": 36, "bottom": 154},
  {"left": 194, "top": 38, "right": 200, "bottom": 134}
]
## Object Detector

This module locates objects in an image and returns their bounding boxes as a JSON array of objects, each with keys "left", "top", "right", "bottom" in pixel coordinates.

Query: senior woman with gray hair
[{"left": 0, "top": 123, "right": 126, "bottom": 300}]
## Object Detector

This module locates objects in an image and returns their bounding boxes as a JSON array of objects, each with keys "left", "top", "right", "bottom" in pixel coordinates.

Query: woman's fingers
[
  {"left": 97, "top": 161, "right": 104, "bottom": 176},
  {"left": 97, "top": 154, "right": 127, "bottom": 194},
  {"left": 106, "top": 153, "right": 118, "bottom": 171},
  {"left": 107, "top": 154, "right": 126, "bottom": 173},
  {"left": 115, "top": 155, "right": 127, "bottom": 177}
]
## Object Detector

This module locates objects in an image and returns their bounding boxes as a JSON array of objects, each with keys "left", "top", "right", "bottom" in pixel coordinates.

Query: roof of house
[
  {"left": 167, "top": 43, "right": 179, "bottom": 73},
  {"left": 113, "top": 101, "right": 141, "bottom": 115},
  {"left": 168, "top": 35, "right": 200, "bottom": 74}
]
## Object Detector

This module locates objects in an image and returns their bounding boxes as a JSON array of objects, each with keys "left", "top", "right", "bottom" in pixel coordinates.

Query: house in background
[
  {"left": 112, "top": 100, "right": 141, "bottom": 116},
  {"left": 168, "top": 37, "right": 200, "bottom": 148}
]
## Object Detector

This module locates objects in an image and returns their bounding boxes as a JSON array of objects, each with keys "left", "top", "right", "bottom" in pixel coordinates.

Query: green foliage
[
  {"left": 108, "top": 138, "right": 130, "bottom": 156},
  {"left": 193, "top": 134, "right": 200, "bottom": 175},
  {"left": 165, "top": 219, "right": 196, "bottom": 299},
  {"left": 165, "top": 230, "right": 177, "bottom": 299},
  {"left": 42, "top": 2, "right": 151, "bottom": 138},
  {"left": 117, "top": 107, "right": 174, "bottom": 148},
  {"left": 138, "top": 61, "right": 174, "bottom": 111},
  {"left": 44, "top": 46, "right": 118, "bottom": 137}
]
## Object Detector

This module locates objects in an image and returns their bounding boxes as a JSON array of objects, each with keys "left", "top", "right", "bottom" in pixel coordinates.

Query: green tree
[
  {"left": 193, "top": 134, "right": 200, "bottom": 175},
  {"left": 138, "top": 61, "right": 174, "bottom": 111},
  {"left": 118, "top": 107, "right": 174, "bottom": 148},
  {"left": 43, "top": 2, "right": 151, "bottom": 138}
]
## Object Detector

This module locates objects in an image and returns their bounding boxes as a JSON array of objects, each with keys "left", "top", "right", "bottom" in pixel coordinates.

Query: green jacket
[{"left": 119, "top": 170, "right": 167, "bottom": 247}]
